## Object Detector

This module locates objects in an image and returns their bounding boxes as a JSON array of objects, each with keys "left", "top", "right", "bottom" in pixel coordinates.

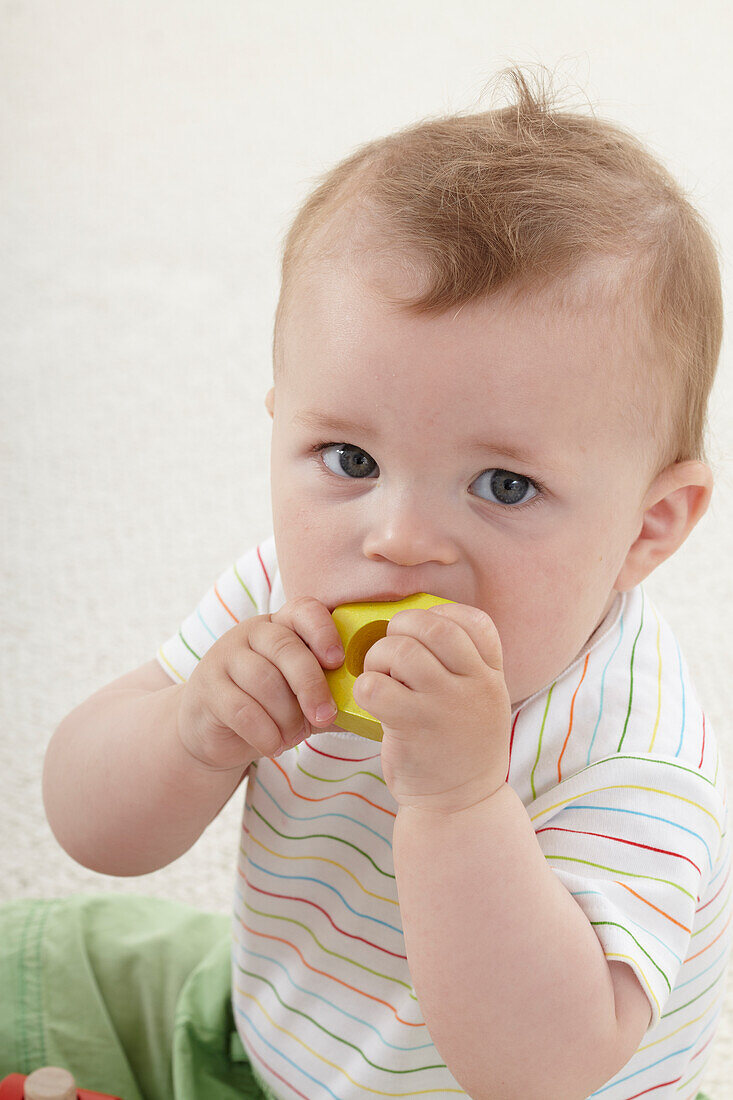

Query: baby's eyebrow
[
  {"left": 467, "top": 436, "right": 559, "bottom": 472},
  {"left": 293, "top": 410, "right": 374, "bottom": 437}
]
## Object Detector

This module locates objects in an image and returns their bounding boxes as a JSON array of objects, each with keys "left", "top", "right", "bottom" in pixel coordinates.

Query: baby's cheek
[{"left": 491, "top": 582, "right": 580, "bottom": 704}]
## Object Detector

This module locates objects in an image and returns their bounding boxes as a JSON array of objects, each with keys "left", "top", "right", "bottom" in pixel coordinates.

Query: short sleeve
[
  {"left": 529, "top": 752, "right": 726, "bottom": 1030},
  {"left": 156, "top": 539, "right": 277, "bottom": 683}
]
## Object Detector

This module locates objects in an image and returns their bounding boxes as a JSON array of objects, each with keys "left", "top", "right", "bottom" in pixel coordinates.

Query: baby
[{"left": 42, "top": 70, "right": 730, "bottom": 1100}]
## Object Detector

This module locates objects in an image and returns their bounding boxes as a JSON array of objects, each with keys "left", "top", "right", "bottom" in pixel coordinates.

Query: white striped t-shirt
[{"left": 157, "top": 534, "right": 731, "bottom": 1100}]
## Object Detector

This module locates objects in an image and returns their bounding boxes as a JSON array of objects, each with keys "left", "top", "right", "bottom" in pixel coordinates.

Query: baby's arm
[
  {"left": 359, "top": 601, "right": 652, "bottom": 1098},
  {"left": 394, "top": 790, "right": 652, "bottom": 1100},
  {"left": 42, "top": 659, "right": 251, "bottom": 876},
  {"left": 43, "top": 600, "right": 344, "bottom": 876}
]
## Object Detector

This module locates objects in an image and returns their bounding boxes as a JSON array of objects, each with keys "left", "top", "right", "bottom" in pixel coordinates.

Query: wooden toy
[
  {"left": 325, "top": 593, "right": 453, "bottom": 741},
  {"left": 0, "top": 1067, "right": 122, "bottom": 1100}
]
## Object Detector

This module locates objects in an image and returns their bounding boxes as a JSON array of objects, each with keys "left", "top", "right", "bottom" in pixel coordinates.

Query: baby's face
[{"left": 266, "top": 258, "right": 662, "bottom": 707}]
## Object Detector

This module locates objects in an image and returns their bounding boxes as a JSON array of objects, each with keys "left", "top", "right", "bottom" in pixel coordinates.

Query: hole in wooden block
[{"left": 345, "top": 619, "right": 389, "bottom": 678}]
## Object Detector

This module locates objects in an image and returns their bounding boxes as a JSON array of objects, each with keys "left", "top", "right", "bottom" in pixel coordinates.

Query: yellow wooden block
[{"left": 324, "top": 593, "right": 454, "bottom": 741}]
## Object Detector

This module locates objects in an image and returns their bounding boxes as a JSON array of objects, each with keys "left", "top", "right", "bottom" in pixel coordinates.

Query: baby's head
[{"left": 264, "top": 68, "right": 723, "bottom": 707}]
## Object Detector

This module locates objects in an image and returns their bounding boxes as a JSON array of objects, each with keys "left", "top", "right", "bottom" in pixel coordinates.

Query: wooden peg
[{"left": 23, "top": 1067, "right": 76, "bottom": 1100}]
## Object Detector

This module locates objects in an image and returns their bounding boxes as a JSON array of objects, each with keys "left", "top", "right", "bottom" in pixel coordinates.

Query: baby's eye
[
  {"left": 318, "top": 443, "right": 379, "bottom": 479},
  {"left": 314, "top": 445, "right": 540, "bottom": 508},
  {"left": 469, "top": 469, "right": 539, "bottom": 507}
]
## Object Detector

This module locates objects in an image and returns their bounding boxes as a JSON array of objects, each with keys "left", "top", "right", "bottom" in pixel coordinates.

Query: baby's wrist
[{"left": 395, "top": 779, "right": 510, "bottom": 819}]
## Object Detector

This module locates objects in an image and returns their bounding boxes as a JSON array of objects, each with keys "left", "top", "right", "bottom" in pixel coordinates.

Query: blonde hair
[{"left": 273, "top": 66, "right": 723, "bottom": 474}]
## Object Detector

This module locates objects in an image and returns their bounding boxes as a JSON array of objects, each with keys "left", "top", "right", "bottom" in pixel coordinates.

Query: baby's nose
[{"left": 362, "top": 506, "right": 458, "bottom": 567}]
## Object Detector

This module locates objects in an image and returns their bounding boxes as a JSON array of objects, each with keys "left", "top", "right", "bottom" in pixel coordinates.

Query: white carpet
[{"left": 2, "top": 3, "right": 732, "bottom": 1094}]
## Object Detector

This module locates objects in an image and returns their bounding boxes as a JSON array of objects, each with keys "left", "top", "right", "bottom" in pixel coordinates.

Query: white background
[{"left": 2, "top": 1, "right": 732, "bottom": 1092}]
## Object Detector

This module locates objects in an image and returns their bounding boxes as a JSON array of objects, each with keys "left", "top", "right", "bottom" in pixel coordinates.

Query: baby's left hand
[{"left": 352, "top": 602, "right": 512, "bottom": 814}]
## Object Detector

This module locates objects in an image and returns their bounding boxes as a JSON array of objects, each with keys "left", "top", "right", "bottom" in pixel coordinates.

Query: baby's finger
[
  {"left": 245, "top": 614, "right": 339, "bottom": 728},
  {"left": 212, "top": 669, "right": 287, "bottom": 759},
  {"left": 271, "top": 596, "right": 346, "bottom": 669},
  {"left": 223, "top": 649, "right": 311, "bottom": 749},
  {"left": 361, "top": 631, "right": 445, "bottom": 693},
  {"left": 387, "top": 603, "right": 503, "bottom": 674},
  {"left": 428, "top": 602, "right": 504, "bottom": 672}
]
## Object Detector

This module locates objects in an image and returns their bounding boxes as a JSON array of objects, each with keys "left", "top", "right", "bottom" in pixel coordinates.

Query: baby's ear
[
  {"left": 265, "top": 387, "right": 275, "bottom": 419},
  {"left": 614, "top": 460, "right": 713, "bottom": 591}
]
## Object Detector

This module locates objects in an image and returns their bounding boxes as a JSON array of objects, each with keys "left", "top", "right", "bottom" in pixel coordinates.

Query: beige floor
[{"left": 2, "top": 3, "right": 733, "bottom": 1095}]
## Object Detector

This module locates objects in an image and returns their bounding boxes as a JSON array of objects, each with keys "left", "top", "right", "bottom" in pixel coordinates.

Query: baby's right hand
[{"left": 176, "top": 597, "right": 345, "bottom": 771}]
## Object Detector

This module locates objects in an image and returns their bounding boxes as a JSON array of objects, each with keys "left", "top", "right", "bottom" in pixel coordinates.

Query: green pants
[
  {"left": 0, "top": 893, "right": 716, "bottom": 1100},
  {"left": 0, "top": 893, "right": 280, "bottom": 1100}
]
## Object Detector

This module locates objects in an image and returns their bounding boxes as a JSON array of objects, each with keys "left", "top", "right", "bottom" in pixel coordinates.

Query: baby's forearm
[
  {"left": 43, "top": 683, "right": 251, "bottom": 876},
  {"left": 393, "top": 786, "right": 624, "bottom": 1100}
]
